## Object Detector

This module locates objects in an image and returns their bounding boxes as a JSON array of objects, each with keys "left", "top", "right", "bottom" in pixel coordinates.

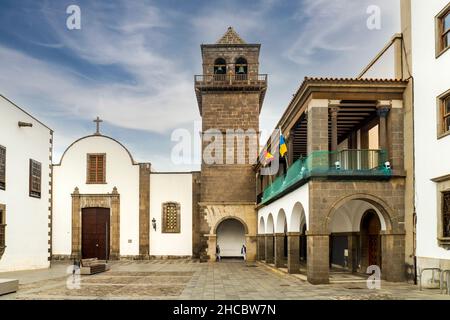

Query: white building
[
  {"left": 0, "top": 95, "right": 52, "bottom": 272},
  {"left": 52, "top": 126, "right": 194, "bottom": 260},
  {"left": 410, "top": 0, "right": 450, "bottom": 275}
]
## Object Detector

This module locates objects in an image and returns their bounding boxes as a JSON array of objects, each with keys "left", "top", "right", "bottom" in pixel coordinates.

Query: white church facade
[
  {"left": 52, "top": 130, "right": 195, "bottom": 260},
  {"left": 0, "top": 95, "right": 52, "bottom": 272}
]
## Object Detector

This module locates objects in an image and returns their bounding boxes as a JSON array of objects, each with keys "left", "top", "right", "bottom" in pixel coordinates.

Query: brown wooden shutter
[
  {"left": 29, "top": 159, "right": 42, "bottom": 198},
  {"left": 0, "top": 146, "right": 5, "bottom": 190},
  {"left": 87, "top": 154, "right": 106, "bottom": 184}
]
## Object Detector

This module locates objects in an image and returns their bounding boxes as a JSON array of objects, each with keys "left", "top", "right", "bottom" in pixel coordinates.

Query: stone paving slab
[{"left": 0, "top": 259, "right": 449, "bottom": 300}]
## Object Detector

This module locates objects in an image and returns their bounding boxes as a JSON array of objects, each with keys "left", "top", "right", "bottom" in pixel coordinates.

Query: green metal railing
[{"left": 261, "top": 149, "right": 391, "bottom": 204}]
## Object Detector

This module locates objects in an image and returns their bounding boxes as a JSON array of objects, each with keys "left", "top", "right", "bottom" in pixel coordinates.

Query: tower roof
[{"left": 216, "top": 27, "right": 246, "bottom": 44}]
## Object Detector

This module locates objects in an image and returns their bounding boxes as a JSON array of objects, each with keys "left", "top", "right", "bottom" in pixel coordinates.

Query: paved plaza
[{"left": 0, "top": 259, "right": 449, "bottom": 300}]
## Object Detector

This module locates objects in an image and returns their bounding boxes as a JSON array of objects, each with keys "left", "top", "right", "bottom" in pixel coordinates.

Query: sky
[{"left": 0, "top": 0, "right": 400, "bottom": 171}]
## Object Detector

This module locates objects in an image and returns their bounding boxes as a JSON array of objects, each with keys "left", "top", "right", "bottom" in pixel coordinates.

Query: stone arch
[
  {"left": 324, "top": 193, "right": 394, "bottom": 234},
  {"left": 258, "top": 216, "right": 265, "bottom": 234},
  {"left": 275, "top": 209, "right": 287, "bottom": 233},
  {"left": 289, "top": 202, "right": 306, "bottom": 232},
  {"left": 213, "top": 216, "right": 249, "bottom": 235},
  {"left": 266, "top": 213, "right": 274, "bottom": 234}
]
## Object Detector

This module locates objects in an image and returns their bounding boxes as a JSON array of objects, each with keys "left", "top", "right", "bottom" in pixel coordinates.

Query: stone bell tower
[{"left": 193, "top": 27, "right": 267, "bottom": 261}]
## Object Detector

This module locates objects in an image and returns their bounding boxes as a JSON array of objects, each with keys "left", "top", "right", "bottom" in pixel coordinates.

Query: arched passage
[
  {"left": 326, "top": 197, "right": 392, "bottom": 275},
  {"left": 216, "top": 218, "right": 246, "bottom": 258},
  {"left": 274, "top": 209, "right": 288, "bottom": 268},
  {"left": 258, "top": 216, "right": 265, "bottom": 234}
]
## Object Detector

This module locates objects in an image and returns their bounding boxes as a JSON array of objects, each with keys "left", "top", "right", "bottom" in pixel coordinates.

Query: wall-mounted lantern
[{"left": 152, "top": 217, "right": 156, "bottom": 231}]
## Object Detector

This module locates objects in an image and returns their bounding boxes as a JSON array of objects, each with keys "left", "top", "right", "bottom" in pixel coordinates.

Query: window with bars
[
  {"left": 86, "top": 154, "right": 106, "bottom": 184},
  {"left": 162, "top": 202, "right": 181, "bottom": 233},
  {"left": 437, "top": 4, "right": 450, "bottom": 56},
  {"left": 443, "top": 191, "right": 450, "bottom": 238},
  {"left": 0, "top": 146, "right": 5, "bottom": 190},
  {"left": 29, "top": 159, "right": 41, "bottom": 198}
]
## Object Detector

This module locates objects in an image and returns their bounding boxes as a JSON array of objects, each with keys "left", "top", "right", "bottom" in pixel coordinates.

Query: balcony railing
[
  {"left": 194, "top": 74, "right": 268, "bottom": 86},
  {"left": 261, "top": 149, "right": 391, "bottom": 204}
]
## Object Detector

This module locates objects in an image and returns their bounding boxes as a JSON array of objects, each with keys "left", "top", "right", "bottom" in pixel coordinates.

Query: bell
[
  {"left": 217, "top": 66, "right": 223, "bottom": 72},
  {"left": 238, "top": 66, "right": 245, "bottom": 74}
]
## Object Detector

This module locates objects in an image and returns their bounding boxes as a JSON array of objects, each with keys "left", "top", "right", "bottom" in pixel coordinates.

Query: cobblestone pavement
[{"left": 0, "top": 259, "right": 449, "bottom": 300}]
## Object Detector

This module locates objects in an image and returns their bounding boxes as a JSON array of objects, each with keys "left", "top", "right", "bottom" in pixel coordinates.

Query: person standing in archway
[
  {"left": 241, "top": 244, "right": 247, "bottom": 261},
  {"left": 216, "top": 244, "right": 221, "bottom": 262}
]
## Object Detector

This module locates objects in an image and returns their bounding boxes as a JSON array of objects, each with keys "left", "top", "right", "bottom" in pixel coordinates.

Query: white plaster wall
[
  {"left": 149, "top": 173, "right": 192, "bottom": 256},
  {"left": 0, "top": 96, "right": 51, "bottom": 271},
  {"left": 411, "top": 0, "right": 450, "bottom": 260},
  {"left": 52, "top": 136, "right": 140, "bottom": 256},
  {"left": 258, "top": 183, "right": 309, "bottom": 234}
]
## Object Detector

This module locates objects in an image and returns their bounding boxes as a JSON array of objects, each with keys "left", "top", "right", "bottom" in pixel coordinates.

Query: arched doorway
[
  {"left": 360, "top": 209, "right": 381, "bottom": 269},
  {"left": 327, "top": 199, "right": 388, "bottom": 273},
  {"left": 216, "top": 218, "right": 246, "bottom": 258}
]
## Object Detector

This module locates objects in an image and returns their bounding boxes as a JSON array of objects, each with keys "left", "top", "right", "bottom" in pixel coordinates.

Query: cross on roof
[{"left": 93, "top": 116, "right": 103, "bottom": 135}]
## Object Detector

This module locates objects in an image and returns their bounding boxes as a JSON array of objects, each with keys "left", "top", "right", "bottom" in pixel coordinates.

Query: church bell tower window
[
  {"left": 213, "top": 58, "right": 227, "bottom": 80},
  {"left": 235, "top": 57, "right": 248, "bottom": 80}
]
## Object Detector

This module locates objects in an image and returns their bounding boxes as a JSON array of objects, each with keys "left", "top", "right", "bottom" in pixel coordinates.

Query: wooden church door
[{"left": 82, "top": 207, "right": 110, "bottom": 260}]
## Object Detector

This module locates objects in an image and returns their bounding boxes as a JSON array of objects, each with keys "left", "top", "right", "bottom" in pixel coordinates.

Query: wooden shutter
[
  {"left": 29, "top": 159, "right": 42, "bottom": 198},
  {"left": 0, "top": 146, "right": 5, "bottom": 190},
  {"left": 87, "top": 154, "right": 106, "bottom": 184}
]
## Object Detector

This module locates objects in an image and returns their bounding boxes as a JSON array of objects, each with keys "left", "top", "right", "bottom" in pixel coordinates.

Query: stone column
[
  {"left": 287, "top": 232, "right": 301, "bottom": 274},
  {"left": 288, "top": 129, "right": 295, "bottom": 166},
  {"left": 207, "top": 234, "right": 217, "bottom": 261},
  {"left": 381, "top": 232, "right": 405, "bottom": 282},
  {"left": 347, "top": 233, "right": 359, "bottom": 272},
  {"left": 71, "top": 187, "right": 81, "bottom": 259},
  {"left": 245, "top": 235, "right": 257, "bottom": 262},
  {"left": 307, "top": 99, "right": 329, "bottom": 154},
  {"left": 307, "top": 100, "right": 329, "bottom": 171},
  {"left": 265, "top": 234, "right": 274, "bottom": 263},
  {"left": 257, "top": 234, "right": 266, "bottom": 261},
  {"left": 329, "top": 102, "right": 340, "bottom": 152},
  {"left": 139, "top": 163, "right": 150, "bottom": 258},
  {"left": 376, "top": 101, "right": 391, "bottom": 151},
  {"left": 110, "top": 188, "right": 120, "bottom": 260},
  {"left": 307, "top": 234, "right": 330, "bottom": 284},
  {"left": 274, "top": 233, "right": 285, "bottom": 268}
]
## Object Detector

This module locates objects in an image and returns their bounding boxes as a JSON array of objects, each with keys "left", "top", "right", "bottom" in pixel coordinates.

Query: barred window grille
[
  {"left": 29, "top": 159, "right": 41, "bottom": 198},
  {"left": 162, "top": 202, "right": 180, "bottom": 233}
]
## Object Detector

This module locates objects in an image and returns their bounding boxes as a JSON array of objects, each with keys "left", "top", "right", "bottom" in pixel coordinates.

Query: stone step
[{"left": 0, "top": 279, "right": 19, "bottom": 296}]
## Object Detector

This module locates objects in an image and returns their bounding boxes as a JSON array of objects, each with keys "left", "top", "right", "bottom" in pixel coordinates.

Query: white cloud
[{"left": 286, "top": 0, "right": 400, "bottom": 64}]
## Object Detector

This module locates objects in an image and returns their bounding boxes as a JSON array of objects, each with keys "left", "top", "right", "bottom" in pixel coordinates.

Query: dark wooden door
[{"left": 82, "top": 207, "right": 110, "bottom": 260}]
